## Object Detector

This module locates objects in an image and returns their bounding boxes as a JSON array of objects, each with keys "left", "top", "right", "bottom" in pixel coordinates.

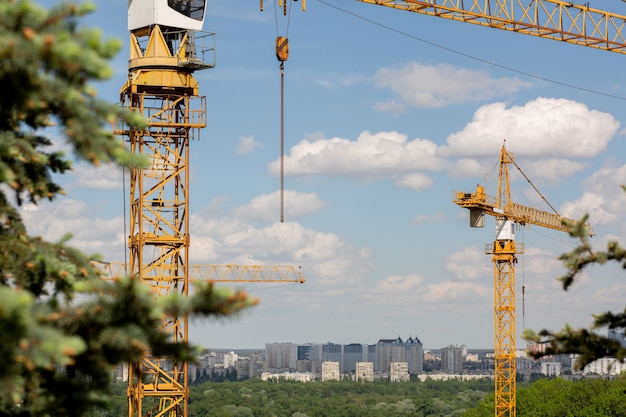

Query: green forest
[{"left": 88, "top": 377, "right": 626, "bottom": 417}]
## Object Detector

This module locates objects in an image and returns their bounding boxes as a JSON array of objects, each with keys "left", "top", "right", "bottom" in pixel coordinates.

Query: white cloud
[
  {"left": 236, "top": 136, "right": 263, "bottom": 155},
  {"left": 67, "top": 162, "right": 124, "bottom": 190},
  {"left": 440, "top": 97, "right": 619, "bottom": 158},
  {"left": 445, "top": 246, "right": 492, "bottom": 281},
  {"left": 377, "top": 274, "right": 424, "bottom": 292},
  {"left": 395, "top": 172, "right": 433, "bottom": 191},
  {"left": 189, "top": 214, "right": 374, "bottom": 286},
  {"left": 269, "top": 130, "right": 445, "bottom": 178},
  {"left": 412, "top": 212, "right": 446, "bottom": 226},
  {"left": 523, "top": 159, "right": 587, "bottom": 184},
  {"left": 448, "top": 158, "right": 493, "bottom": 179},
  {"left": 20, "top": 199, "right": 125, "bottom": 261},
  {"left": 233, "top": 190, "right": 328, "bottom": 221},
  {"left": 560, "top": 161, "right": 626, "bottom": 226},
  {"left": 422, "top": 281, "right": 491, "bottom": 303},
  {"left": 363, "top": 274, "right": 428, "bottom": 309},
  {"left": 372, "top": 62, "right": 530, "bottom": 112}
]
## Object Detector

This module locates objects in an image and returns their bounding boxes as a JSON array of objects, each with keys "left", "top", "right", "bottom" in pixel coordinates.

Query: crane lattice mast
[{"left": 116, "top": 1, "right": 214, "bottom": 416}]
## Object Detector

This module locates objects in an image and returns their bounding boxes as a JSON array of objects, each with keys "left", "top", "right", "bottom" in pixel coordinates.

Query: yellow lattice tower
[{"left": 116, "top": 1, "right": 215, "bottom": 416}]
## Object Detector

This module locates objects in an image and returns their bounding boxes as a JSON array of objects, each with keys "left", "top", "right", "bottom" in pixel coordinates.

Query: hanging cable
[
  {"left": 279, "top": 51, "right": 286, "bottom": 222},
  {"left": 122, "top": 166, "right": 128, "bottom": 276},
  {"left": 263, "top": 1, "right": 304, "bottom": 222},
  {"left": 520, "top": 227, "right": 526, "bottom": 332}
]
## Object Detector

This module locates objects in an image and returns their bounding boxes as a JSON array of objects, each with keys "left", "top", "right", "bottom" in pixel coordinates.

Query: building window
[{"left": 168, "top": 0, "right": 205, "bottom": 21}]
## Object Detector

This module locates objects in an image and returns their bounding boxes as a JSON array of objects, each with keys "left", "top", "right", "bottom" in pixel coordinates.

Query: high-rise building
[
  {"left": 264, "top": 336, "right": 424, "bottom": 376},
  {"left": 297, "top": 343, "right": 322, "bottom": 361},
  {"left": 390, "top": 362, "right": 410, "bottom": 382},
  {"left": 355, "top": 362, "right": 374, "bottom": 382},
  {"left": 405, "top": 336, "right": 424, "bottom": 374},
  {"left": 367, "top": 344, "right": 376, "bottom": 363},
  {"left": 322, "top": 342, "right": 343, "bottom": 364},
  {"left": 321, "top": 361, "right": 340, "bottom": 381},
  {"left": 375, "top": 337, "right": 405, "bottom": 372},
  {"left": 265, "top": 343, "right": 297, "bottom": 371},
  {"left": 441, "top": 345, "right": 463, "bottom": 373},
  {"left": 235, "top": 358, "right": 251, "bottom": 380},
  {"left": 374, "top": 336, "right": 424, "bottom": 374},
  {"left": 223, "top": 351, "right": 238, "bottom": 368},
  {"left": 343, "top": 343, "right": 366, "bottom": 373},
  {"left": 540, "top": 361, "right": 561, "bottom": 376}
]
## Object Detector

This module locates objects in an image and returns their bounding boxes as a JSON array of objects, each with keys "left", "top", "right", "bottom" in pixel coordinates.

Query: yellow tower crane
[
  {"left": 114, "top": 2, "right": 305, "bottom": 416},
  {"left": 453, "top": 144, "right": 593, "bottom": 417},
  {"left": 115, "top": 1, "right": 215, "bottom": 416}
]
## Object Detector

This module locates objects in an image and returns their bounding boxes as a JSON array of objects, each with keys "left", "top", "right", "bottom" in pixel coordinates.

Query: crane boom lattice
[
  {"left": 358, "top": 0, "right": 626, "bottom": 54},
  {"left": 94, "top": 262, "right": 305, "bottom": 284}
]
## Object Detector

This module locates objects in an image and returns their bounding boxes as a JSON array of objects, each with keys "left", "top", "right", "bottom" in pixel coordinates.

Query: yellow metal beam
[
  {"left": 357, "top": 0, "right": 626, "bottom": 54},
  {"left": 94, "top": 262, "right": 306, "bottom": 284},
  {"left": 453, "top": 187, "right": 581, "bottom": 234}
]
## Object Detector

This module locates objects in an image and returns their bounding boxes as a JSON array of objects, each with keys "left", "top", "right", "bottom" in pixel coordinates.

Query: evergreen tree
[{"left": 0, "top": 1, "right": 256, "bottom": 415}]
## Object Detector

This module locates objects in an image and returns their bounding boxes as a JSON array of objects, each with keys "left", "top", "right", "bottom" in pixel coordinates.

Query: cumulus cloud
[
  {"left": 377, "top": 274, "right": 424, "bottom": 292},
  {"left": 560, "top": 161, "right": 626, "bottom": 226},
  {"left": 395, "top": 172, "right": 433, "bottom": 191},
  {"left": 20, "top": 199, "right": 125, "bottom": 261},
  {"left": 445, "top": 246, "right": 492, "bottom": 281},
  {"left": 448, "top": 158, "right": 493, "bottom": 179},
  {"left": 371, "top": 62, "right": 530, "bottom": 112},
  {"left": 412, "top": 212, "right": 446, "bottom": 227},
  {"left": 422, "top": 281, "right": 491, "bottom": 303},
  {"left": 363, "top": 274, "right": 428, "bottom": 308},
  {"left": 523, "top": 159, "right": 587, "bottom": 184},
  {"left": 233, "top": 190, "right": 328, "bottom": 221},
  {"left": 67, "top": 162, "right": 124, "bottom": 190},
  {"left": 236, "top": 135, "right": 263, "bottom": 155},
  {"left": 268, "top": 130, "right": 445, "bottom": 178},
  {"left": 440, "top": 97, "right": 619, "bottom": 158},
  {"left": 189, "top": 214, "right": 374, "bottom": 285}
]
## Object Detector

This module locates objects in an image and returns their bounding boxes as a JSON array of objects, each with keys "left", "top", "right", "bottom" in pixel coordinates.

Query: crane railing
[{"left": 358, "top": 0, "right": 626, "bottom": 54}]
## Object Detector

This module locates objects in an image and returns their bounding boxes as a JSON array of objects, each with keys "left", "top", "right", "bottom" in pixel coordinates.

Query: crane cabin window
[{"left": 168, "top": 0, "right": 205, "bottom": 21}]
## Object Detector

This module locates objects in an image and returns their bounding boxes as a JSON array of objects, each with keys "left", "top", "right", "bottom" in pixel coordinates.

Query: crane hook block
[{"left": 276, "top": 36, "right": 289, "bottom": 62}]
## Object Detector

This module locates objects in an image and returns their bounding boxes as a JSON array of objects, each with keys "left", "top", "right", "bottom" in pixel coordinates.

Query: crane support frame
[
  {"left": 358, "top": 0, "right": 626, "bottom": 54},
  {"left": 488, "top": 238, "right": 519, "bottom": 417},
  {"left": 118, "top": 23, "right": 209, "bottom": 417}
]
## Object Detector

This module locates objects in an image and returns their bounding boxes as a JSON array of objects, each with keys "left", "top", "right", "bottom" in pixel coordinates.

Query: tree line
[{"left": 84, "top": 376, "right": 626, "bottom": 417}]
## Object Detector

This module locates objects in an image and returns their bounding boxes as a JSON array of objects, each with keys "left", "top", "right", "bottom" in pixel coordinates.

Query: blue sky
[{"left": 29, "top": 0, "right": 626, "bottom": 350}]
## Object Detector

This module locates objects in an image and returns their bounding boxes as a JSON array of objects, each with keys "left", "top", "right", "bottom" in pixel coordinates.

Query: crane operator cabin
[{"left": 128, "top": 0, "right": 206, "bottom": 31}]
